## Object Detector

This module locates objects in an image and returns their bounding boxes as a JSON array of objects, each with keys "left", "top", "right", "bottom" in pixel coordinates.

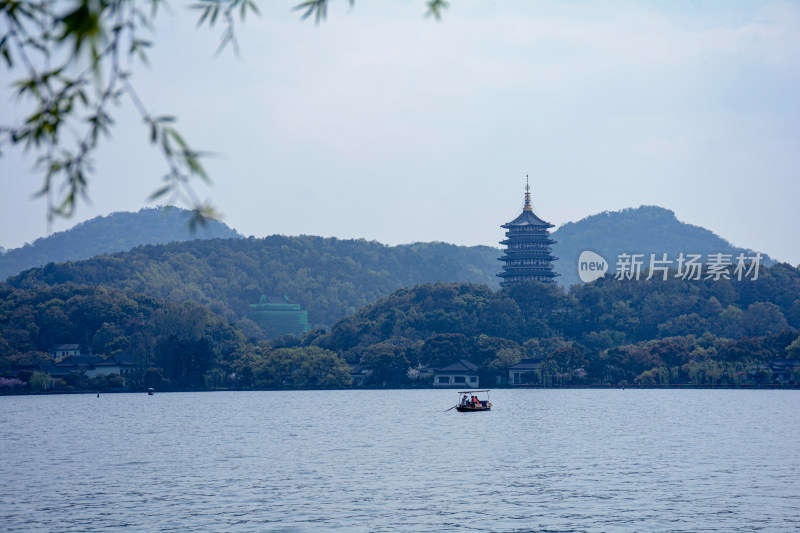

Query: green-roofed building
[{"left": 248, "top": 295, "right": 310, "bottom": 338}]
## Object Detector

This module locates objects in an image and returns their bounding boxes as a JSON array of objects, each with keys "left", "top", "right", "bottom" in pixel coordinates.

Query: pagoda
[{"left": 497, "top": 177, "right": 559, "bottom": 287}]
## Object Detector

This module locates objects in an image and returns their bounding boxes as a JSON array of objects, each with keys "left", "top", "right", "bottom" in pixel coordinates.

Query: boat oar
[{"left": 444, "top": 405, "right": 458, "bottom": 412}]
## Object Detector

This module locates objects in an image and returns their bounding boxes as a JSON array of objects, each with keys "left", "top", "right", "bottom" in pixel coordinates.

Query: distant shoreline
[{"left": 3, "top": 383, "right": 799, "bottom": 396}]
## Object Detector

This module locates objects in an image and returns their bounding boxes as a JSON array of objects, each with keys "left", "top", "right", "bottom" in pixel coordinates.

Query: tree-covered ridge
[
  {"left": 0, "top": 283, "right": 352, "bottom": 391},
  {"left": 0, "top": 283, "right": 245, "bottom": 384},
  {"left": 309, "top": 262, "right": 800, "bottom": 386},
  {"left": 0, "top": 207, "right": 241, "bottom": 280},
  {"left": 4, "top": 205, "right": 781, "bottom": 333},
  {"left": 2, "top": 203, "right": 779, "bottom": 330},
  {"left": 6, "top": 236, "right": 501, "bottom": 328},
  {"left": 2, "top": 263, "right": 799, "bottom": 392},
  {"left": 550, "top": 206, "right": 774, "bottom": 286}
]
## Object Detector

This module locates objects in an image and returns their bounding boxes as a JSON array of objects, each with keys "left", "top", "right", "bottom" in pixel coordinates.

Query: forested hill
[
  {"left": 551, "top": 206, "right": 773, "bottom": 286},
  {"left": 3, "top": 205, "right": 781, "bottom": 330},
  {"left": 0, "top": 207, "right": 241, "bottom": 280},
  {"left": 312, "top": 263, "right": 800, "bottom": 387},
  {"left": 6, "top": 236, "right": 501, "bottom": 328},
  {"left": 2, "top": 205, "right": 775, "bottom": 294}
]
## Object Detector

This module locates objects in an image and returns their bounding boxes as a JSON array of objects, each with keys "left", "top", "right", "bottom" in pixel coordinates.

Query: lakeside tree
[
  {"left": 248, "top": 345, "right": 351, "bottom": 389},
  {"left": 28, "top": 370, "right": 51, "bottom": 391},
  {"left": 359, "top": 342, "right": 410, "bottom": 387}
]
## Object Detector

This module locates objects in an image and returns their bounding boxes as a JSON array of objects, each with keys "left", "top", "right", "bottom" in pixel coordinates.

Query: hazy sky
[{"left": 2, "top": 1, "right": 799, "bottom": 265}]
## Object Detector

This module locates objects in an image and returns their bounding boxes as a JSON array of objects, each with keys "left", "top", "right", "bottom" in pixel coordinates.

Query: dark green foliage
[
  {"left": 143, "top": 368, "right": 170, "bottom": 390},
  {"left": 2, "top": 261, "right": 799, "bottom": 390},
  {"left": 1, "top": 205, "right": 797, "bottom": 390},
  {"left": 157, "top": 336, "right": 216, "bottom": 389},
  {"left": 4, "top": 204, "right": 780, "bottom": 338},
  {"left": 420, "top": 333, "right": 472, "bottom": 368},
  {"left": 309, "top": 262, "right": 800, "bottom": 386},
  {"left": 359, "top": 343, "right": 411, "bottom": 387},
  {"left": 0, "top": 283, "right": 247, "bottom": 388},
  {"left": 0, "top": 282, "right": 359, "bottom": 391},
  {"left": 7, "top": 236, "right": 501, "bottom": 329},
  {"left": 239, "top": 345, "right": 352, "bottom": 389}
]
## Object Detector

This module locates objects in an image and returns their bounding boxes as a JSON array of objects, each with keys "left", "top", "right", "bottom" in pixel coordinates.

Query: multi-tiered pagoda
[{"left": 497, "top": 178, "right": 559, "bottom": 287}]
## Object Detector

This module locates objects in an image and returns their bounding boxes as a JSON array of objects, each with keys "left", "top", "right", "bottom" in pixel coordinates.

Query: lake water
[{"left": 1, "top": 389, "right": 798, "bottom": 532}]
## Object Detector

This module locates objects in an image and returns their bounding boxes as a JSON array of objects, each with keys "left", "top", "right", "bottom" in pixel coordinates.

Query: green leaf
[
  {"left": 148, "top": 184, "right": 172, "bottom": 200},
  {"left": 57, "top": 1, "right": 105, "bottom": 58},
  {"left": 426, "top": 0, "right": 450, "bottom": 20},
  {"left": 294, "top": 0, "right": 328, "bottom": 24}
]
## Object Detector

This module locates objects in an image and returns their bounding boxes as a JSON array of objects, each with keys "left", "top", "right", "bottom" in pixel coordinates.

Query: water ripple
[{"left": 1, "top": 389, "right": 798, "bottom": 532}]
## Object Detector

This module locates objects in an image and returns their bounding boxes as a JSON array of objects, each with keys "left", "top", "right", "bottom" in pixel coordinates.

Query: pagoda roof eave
[
  {"left": 502, "top": 209, "right": 553, "bottom": 228},
  {"left": 497, "top": 271, "right": 560, "bottom": 278},
  {"left": 500, "top": 239, "right": 556, "bottom": 245}
]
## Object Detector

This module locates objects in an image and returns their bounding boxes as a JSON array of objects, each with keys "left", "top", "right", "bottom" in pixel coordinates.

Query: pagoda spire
[{"left": 523, "top": 175, "right": 532, "bottom": 212}]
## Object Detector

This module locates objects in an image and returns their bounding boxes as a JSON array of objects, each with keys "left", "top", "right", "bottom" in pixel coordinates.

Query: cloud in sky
[{"left": 2, "top": 1, "right": 798, "bottom": 264}]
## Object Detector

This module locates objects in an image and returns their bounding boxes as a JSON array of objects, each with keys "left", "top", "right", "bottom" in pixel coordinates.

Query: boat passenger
[{"left": 461, "top": 394, "right": 469, "bottom": 406}]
